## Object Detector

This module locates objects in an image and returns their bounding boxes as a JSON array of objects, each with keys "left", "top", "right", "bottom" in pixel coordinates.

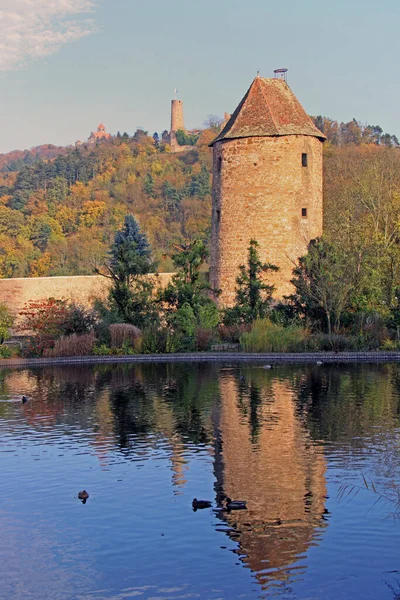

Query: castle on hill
[
  {"left": 75, "top": 123, "right": 112, "bottom": 147},
  {"left": 88, "top": 123, "right": 111, "bottom": 144}
]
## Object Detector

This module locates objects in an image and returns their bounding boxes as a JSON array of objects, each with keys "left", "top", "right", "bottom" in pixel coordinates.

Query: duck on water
[
  {"left": 225, "top": 498, "right": 247, "bottom": 510},
  {"left": 78, "top": 490, "right": 89, "bottom": 504},
  {"left": 192, "top": 498, "right": 212, "bottom": 510}
]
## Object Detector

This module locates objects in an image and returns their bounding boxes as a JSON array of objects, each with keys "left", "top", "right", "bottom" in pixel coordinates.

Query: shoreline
[{"left": 0, "top": 351, "right": 400, "bottom": 368}]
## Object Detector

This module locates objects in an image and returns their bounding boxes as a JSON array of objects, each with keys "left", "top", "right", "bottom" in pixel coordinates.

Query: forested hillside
[
  {"left": 0, "top": 130, "right": 213, "bottom": 277},
  {"left": 0, "top": 144, "right": 69, "bottom": 172},
  {"left": 311, "top": 116, "right": 399, "bottom": 147},
  {"left": 0, "top": 115, "right": 398, "bottom": 279}
]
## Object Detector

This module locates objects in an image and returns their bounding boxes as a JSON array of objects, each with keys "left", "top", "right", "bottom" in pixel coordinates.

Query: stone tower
[
  {"left": 210, "top": 76, "right": 325, "bottom": 305},
  {"left": 169, "top": 99, "right": 185, "bottom": 153},
  {"left": 171, "top": 99, "right": 184, "bottom": 132}
]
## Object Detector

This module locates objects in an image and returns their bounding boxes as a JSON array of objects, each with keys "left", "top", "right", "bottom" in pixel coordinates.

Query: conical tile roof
[{"left": 211, "top": 77, "right": 325, "bottom": 145}]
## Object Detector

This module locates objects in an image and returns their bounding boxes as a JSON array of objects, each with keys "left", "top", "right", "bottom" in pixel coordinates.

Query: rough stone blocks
[{"left": 210, "top": 135, "right": 323, "bottom": 306}]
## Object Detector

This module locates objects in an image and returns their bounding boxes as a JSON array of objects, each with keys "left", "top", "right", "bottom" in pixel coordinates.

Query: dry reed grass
[
  {"left": 109, "top": 323, "right": 142, "bottom": 348},
  {"left": 45, "top": 332, "right": 95, "bottom": 357}
]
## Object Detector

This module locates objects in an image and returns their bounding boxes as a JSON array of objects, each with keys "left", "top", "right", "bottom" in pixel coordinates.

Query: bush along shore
[{"left": 4, "top": 215, "right": 400, "bottom": 359}]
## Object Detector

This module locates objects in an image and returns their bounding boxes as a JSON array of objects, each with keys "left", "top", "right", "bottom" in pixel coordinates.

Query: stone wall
[
  {"left": 0, "top": 274, "right": 174, "bottom": 324},
  {"left": 210, "top": 135, "right": 323, "bottom": 305}
]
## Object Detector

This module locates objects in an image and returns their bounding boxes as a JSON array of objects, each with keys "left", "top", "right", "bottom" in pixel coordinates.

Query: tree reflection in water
[{"left": 1, "top": 362, "right": 400, "bottom": 597}]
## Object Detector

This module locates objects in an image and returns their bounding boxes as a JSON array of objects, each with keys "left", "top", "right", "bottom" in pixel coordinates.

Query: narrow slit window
[
  {"left": 302, "top": 153, "right": 308, "bottom": 167},
  {"left": 216, "top": 209, "right": 221, "bottom": 223},
  {"left": 218, "top": 157, "right": 222, "bottom": 171},
  {"left": 301, "top": 208, "right": 307, "bottom": 218}
]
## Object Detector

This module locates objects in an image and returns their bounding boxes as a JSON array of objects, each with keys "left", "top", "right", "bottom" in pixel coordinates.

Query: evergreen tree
[
  {"left": 110, "top": 214, "right": 152, "bottom": 275},
  {"left": 143, "top": 174, "right": 155, "bottom": 198},
  {"left": 160, "top": 240, "right": 211, "bottom": 313},
  {"left": 99, "top": 215, "right": 157, "bottom": 328},
  {"left": 153, "top": 132, "right": 160, "bottom": 149},
  {"left": 224, "top": 239, "right": 278, "bottom": 324},
  {"left": 160, "top": 240, "right": 219, "bottom": 350}
]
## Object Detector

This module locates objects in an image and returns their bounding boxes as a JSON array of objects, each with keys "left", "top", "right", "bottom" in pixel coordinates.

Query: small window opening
[
  {"left": 218, "top": 157, "right": 222, "bottom": 171},
  {"left": 216, "top": 209, "right": 221, "bottom": 223},
  {"left": 301, "top": 208, "right": 307, "bottom": 218},
  {"left": 302, "top": 153, "right": 308, "bottom": 167}
]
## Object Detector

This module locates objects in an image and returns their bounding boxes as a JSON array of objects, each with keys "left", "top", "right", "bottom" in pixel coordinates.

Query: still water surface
[{"left": 0, "top": 362, "right": 400, "bottom": 599}]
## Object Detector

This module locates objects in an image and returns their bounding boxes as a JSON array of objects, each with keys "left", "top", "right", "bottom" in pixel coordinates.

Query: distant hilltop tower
[
  {"left": 169, "top": 91, "right": 187, "bottom": 153},
  {"left": 209, "top": 71, "right": 325, "bottom": 305},
  {"left": 171, "top": 98, "right": 184, "bottom": 133}
]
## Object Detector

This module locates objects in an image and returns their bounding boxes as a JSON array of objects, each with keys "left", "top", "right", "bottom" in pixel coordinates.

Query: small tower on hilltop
[
  {"left": 209, "top": 72, "right": 325, "bottom": 306},
  {"left": 169, "top": 91, "right": 186, "bottom": 153},
  {"left": 171, "top": 98, "right": 184, "bottom": 133}
]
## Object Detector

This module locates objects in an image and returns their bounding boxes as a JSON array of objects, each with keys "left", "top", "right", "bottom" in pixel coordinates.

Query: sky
[{"left": 0, "top": 0, "right": 399, "bottom": 153}]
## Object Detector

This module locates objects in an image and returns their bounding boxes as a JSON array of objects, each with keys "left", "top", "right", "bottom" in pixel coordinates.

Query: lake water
[{"left": 0, "top": 362, "right": 400, "bottom": 600}]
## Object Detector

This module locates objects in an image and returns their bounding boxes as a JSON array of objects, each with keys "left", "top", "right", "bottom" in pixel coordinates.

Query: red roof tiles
[{"left": 211, "top": 77, "right": 325, "bottom": 145}]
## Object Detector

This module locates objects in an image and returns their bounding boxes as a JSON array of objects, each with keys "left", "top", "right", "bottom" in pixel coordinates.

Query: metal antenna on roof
[
  {"left": 256, "top": 69, "right": 260, "bottom": 77},
  {"left": 174, "top": 88, "right": 178, "bottom": 99},
  {"left": 274, "top": 68, "right": 288, "bottom": 83}
]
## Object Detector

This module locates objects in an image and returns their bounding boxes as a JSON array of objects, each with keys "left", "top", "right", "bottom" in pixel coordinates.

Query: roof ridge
[{"left": 256, "top": 77, "right": 279, "bottom": 135}]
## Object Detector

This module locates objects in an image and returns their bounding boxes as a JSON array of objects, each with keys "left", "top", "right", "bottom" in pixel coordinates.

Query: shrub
[
  {"left": 218, "top": 323, "right": 251, "bottom": 343},
  {"left": 45, "top": 332, "right": 95, "bottom": 357},
  {"left": 93, "top": 343, "right": 113, "bottom": 356},
  {"left": 0, "top": 346, "right": 12, "bottom": 358},
  {"left": 109, "top": 323, "right": 142, "bottom": 348},
  {"left": 380, "top": 338, "right": 400, "bottom": 351},
  {"left": 19, "top": 298, "right": 97, "bottom": 356},
  {"left": 0, "top": 303, "right": 13, "bottom": 343},
  {"left": 175, "top": 129, "right": 199, "bottom": 146},
  {"left": 352, "top": 311, "right": 389, "bottom": 349},
  {"left": 195, "top": 327, "right": 217, "bottom": 351},
  {"left": 140, "top": 326, "right": 168, "bottom": 354},
  {"left": 19, "top": 298, "right": 69, "bottom": 336},
  {"left": 165, "top": 304, "right": 197, "bottom": 352},
  {"left": 197, "top": 303, "right": 220, "bottom": 329},
  {"left": 306, "top": 333, "right": 359, "bottom": 351},
  {"left": 63, "top": 304, "right": 97, "bottom": 336},
  {"left": 240, "top": 319, "right": 307, "bottom": 352}
]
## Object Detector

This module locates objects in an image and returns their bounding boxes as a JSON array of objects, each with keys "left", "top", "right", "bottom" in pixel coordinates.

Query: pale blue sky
[{"left": 0, "top": 0, "right": 399, "bottom": 153}]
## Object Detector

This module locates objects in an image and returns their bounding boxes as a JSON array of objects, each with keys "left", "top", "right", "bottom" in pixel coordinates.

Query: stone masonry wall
[
  {"left": 210, "top": 135, "right": 323, "bottom": 306},
  {"left": 0, "top": 274, "right": 174, "bottom": 326}
]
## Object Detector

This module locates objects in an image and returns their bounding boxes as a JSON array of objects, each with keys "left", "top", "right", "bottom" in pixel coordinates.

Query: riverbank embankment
[{"left": 0, "top": 351, "right": 400, "bottom": 369}]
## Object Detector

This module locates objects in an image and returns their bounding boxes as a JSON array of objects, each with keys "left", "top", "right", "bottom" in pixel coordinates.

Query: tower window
[
  {"left": 302, "top": 153, "right": 308, "bottom": 167},
  {"left": 216, "top": 209, "right": 221, "bottom": 223},
  {"left": 301, "top": 208, "right": 308, "bottom": 218},
  {"left": 218, "top": 157, "right": 222, "bottom": 172}
]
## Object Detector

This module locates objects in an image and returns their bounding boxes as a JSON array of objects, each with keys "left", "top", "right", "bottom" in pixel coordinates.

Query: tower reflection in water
[
  {"left": 213, "top": 368, "right": 328, "bottom": 591},
  {"left": 1, "top": 363, "right": 329, "bottom": 595}
]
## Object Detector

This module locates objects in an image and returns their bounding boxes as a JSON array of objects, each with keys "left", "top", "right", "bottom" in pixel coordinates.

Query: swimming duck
[
  {"left": 21, "top": 395, "right": 29, "bottom": 404},
  {"left": 263, "top": 365, "right": 273, "bottom": 370},
  {"left": 316, "top": 361, "right": 323, "bottom": 366},
  {"left": 226, "top": 498, "right": 247, "bottom": 510},
  {"left": 78, "top": 490, "right": 89, "bottom": 503},
  {"left": 192, "top": 498, "right": 212, "bottom": 510}
]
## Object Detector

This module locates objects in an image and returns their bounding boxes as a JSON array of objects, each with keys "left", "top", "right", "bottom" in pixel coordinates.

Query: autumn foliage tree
[
  {"left": 0, "top": 128, "right": 212, "bottom": 277},
  {"left": 18, "top": 298, "right": 96, "bottom": 355}
]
